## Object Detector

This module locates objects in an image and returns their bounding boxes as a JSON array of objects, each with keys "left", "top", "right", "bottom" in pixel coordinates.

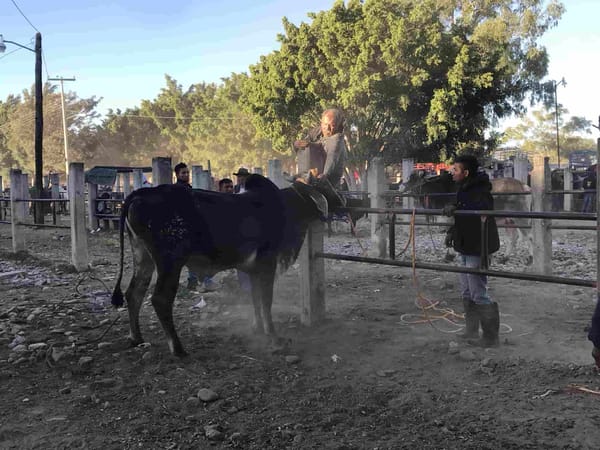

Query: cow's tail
[{"left": 111, "top": 194, "right": 131, "bottom": 307}]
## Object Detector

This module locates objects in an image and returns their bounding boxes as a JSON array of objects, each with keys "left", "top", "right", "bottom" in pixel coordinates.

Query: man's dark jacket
[{"left": 450, "top": 171, "right": 500, "bottom": 256}]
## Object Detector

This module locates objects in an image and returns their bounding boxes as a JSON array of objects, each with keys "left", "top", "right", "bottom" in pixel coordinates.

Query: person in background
[
  {"left": 173, "top": 162, "right": 218, "bottom": 292},
  {"left": 233, "top": 168, "right": 250, "bottom": 193},
  {"left": 219, "top": 178, "right": 234, "bottom": 193},
  {"left": 582, "top": 167, "right": 596, "bottom": 213}
]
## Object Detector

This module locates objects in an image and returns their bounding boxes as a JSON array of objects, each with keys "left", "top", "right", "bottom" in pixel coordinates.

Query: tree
[
  {"left": 140, "top": 74, "right": 285, "bottom": 178},
  {"left": 502, "top": 107, "right": 595, "bottom": 162},
  {"left": 1, "top": 84, "right": 101, "bottom": 177},
  {"left": 241, "top": 0, "right": 564, "bottom": 170}
]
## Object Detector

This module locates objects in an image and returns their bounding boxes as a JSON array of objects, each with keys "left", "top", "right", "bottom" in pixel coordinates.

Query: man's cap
[{"left": 233, "top": 167, "right": 250, "bottom": 176}]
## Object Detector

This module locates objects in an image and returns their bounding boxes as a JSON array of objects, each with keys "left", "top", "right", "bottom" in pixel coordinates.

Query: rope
[{"left": 399, "top": 208, "right": 512, "bottom": 336}]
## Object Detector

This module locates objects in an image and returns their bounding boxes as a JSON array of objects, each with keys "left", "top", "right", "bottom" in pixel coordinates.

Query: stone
[
  {"left": 285, "top": 355, "right": 301, "bottom": 364},
  {"left": 185, "top": 397, "right": 200, "bottom": 410},
  {"left": 92, "top": 378, "right": 118, "bottom": 389},
  {"left": 448, "top": 341, "right": 460, "bottom": 355},
  {"left": 59, "top": 387, "right": 72, "bottom": 395},
  {"left": 97, "top": 342, "right": 111, "bottom": 350},
  {"left": 458, "top": 350, "right": 477, "bottom": 361},
  {"left": 142, "top": 352, "right": 152, "bottom": 361},
  {"left": 198, "top": 388, "right": 219, "bottom": 402},
  {"left": 28, "top": 343, "right": 48, "bottom": 351},
  {"left": 78, "top": 356, "right": 93, "bottom": 367},
  {"left": 51, "top": 348, "right": 66, "bottom": 362},
  {"left": 12, "top": 344, "right": 27, "bottom": 353},
  {"left": 204, "top": 425, "right": 224, "bottom": 441}
]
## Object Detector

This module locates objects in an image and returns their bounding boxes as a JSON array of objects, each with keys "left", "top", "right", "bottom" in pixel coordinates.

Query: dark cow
[{"left": 111, "top": 174, "right": 328, "bottom": 356}]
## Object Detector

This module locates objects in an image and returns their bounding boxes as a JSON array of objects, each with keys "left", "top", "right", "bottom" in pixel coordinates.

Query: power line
[
  {"left": 10, "top": 0, "right": 40, "bottom": 33},
  {"left": 0, "top": 46, "right": 24, "bottom": 60},
  {"left": 42, "top": 50, "right": 50, "bottom": 79}
]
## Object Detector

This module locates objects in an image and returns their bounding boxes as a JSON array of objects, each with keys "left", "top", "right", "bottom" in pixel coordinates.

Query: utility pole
[
  {"left": 553, "top": 78, "right": 566, "bottom": 168},
  {"left": 33, "top": 32, "right": 44, "bottom": 223},
  {"left": 48, "top": 76, "right": 76, "bottom": 178}
]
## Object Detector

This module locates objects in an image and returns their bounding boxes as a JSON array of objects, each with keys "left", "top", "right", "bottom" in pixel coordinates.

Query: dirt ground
[{"left": 1, "top": 218, "right": 600, "bottom": 449}]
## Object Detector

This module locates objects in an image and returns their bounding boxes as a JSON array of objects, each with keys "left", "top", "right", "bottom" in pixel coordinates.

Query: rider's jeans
[{"left": 458, "top": 254, "right": 492, "bottom": 305}]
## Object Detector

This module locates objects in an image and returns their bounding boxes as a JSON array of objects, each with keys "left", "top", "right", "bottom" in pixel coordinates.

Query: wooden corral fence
[
  {"left": 298, "top": 154, "right": 600, "bottom": 326},
  {"left": 2, "top": 157, "right": 288, "bottom": 272}
]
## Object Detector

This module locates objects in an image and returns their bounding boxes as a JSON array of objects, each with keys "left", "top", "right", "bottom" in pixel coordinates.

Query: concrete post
[
  {"left": 268, "top": 159, "right": 285, "bottom": 188},
  {"left": 192, "top": 165, "right": 204, "bottom": 189},
  {"left": 123, "top": 172, "right": 132, "bottom": 198},
  {"left": 401, "top": 159, "right": 415, "bottom": 231},
  {"left": 563, "top": 168, "right": 573, "bottom": 212},
  {"left": 198, "top": 170, "right": 212, "bottom": 190},
  {"left": 297, "top": 147, "right": 326, "bottom": 326},
  {"left": 253, "top": 167, "right": 263, "bottom": 176},
  {"left": 10, "top": 169, "right": 26, "bottom": 252},
  {"left": 513, "top": 155, "right": 529, "bottom": 184},
  {"left": 152, "top": 157, "right": 172, "bottom": 186},
  {"left": 69, "top": 162, "right": 89, "bottom": 272},
  {"left": 87, "top": 182, "right": 99, "bottom": 231},
  {"left": 0, "top": 176, "right": 3, "bottom": 221},
  {"left": 531, "top": 156, "right": 552, "bottom": 275},
  {"left": 132, "top": 169, "right": 143, "bottom": 190},
  {"left": 49, "top": 173, "right": 60, "bottom": 200},
  {"left": 368, "top": 156, "right": 387, "bottom": 258}
]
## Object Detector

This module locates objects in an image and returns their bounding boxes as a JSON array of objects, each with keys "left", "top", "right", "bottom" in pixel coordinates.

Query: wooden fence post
[
  {"left": 368, "top": 156, "right": 387, "bottom": 258},
  {"left": 10, "top": 169, "right": 26, "bottom": 252},
  {"left": 563, "top": 168, "right": 573, "bottom": 212},
  {"left": 297, "top": 145, "right": 326, "bottom": 325},
  {"left": 69, "top": 162, "right": 89, "bottom": 272},
  {"left": 152, "top": 157, "right": 172, "bottom": 186},
  {"left": 531, "top": 156, "right": 552, "bottom": 275}
]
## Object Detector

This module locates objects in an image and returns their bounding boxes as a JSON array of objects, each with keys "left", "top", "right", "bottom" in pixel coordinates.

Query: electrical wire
[
  {"left": 10, "top": 0, "right": 40, "bottom": 33},
  {"left": 0, "top": 46, "right": 23, "bottom": 60}
]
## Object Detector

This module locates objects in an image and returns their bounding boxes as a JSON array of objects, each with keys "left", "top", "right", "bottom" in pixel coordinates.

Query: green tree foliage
[
  {"left": 140, "top": 75, "right": 286, "bottom": 178},
  {"left": 241, "top": 0, "right": 564, "bottom": 167},
  {"left": 502, "top": 107, "right": 595, "bottom": 163},
  {"left": 0, "top": 84, "right": 100, "bottom": 177}
]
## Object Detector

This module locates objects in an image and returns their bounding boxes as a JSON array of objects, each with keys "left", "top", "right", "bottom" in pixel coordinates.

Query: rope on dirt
[{"left": 398, "top": 208, "right": 512, "bottom": 335}]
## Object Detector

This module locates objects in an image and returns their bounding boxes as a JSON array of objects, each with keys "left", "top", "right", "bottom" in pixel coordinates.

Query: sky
[{"left": 1, "top": 0, "right": 599, "bottom": 132}]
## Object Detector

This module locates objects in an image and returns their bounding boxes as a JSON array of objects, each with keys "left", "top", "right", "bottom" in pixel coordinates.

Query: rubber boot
[
  {"left": 476, "top": 302, "right": 500, "bottom": 348},
  {"left": 459, "top": 299, "right": 480, "bottom": 339}
]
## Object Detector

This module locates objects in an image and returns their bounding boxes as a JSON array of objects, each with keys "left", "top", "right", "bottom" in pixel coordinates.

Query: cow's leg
[
  {"left": 248, "top": 272, "right": 265, "bottom": 334},
  {"left": 258, "top": 268, "right": 277, "bottom": 336},
  {"left": 151, "top": 268, "right": 186, "bottom": 356},
  {"left": 124, "top": 241, "right": 154, "bottom": 346}
]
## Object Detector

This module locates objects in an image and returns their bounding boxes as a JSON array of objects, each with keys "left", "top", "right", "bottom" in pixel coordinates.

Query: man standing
[
  {"left": 233, "top": 168, "right": 250, "bottom": 193},
  {"left": 443, "top": 155, "right": 501, "bottom": 348}
]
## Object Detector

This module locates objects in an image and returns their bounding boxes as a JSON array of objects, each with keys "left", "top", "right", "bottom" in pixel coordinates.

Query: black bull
[{"left": 111, "top": 175, "right": 327, "bottom": 356}]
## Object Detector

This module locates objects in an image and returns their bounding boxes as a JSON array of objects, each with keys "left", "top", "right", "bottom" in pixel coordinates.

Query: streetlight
[
  {"left": 553, "top": 77, "right": 566, "bottom": 168},
  {"left": 0, "top": 32, "right": 44, "bottom": 224}
]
